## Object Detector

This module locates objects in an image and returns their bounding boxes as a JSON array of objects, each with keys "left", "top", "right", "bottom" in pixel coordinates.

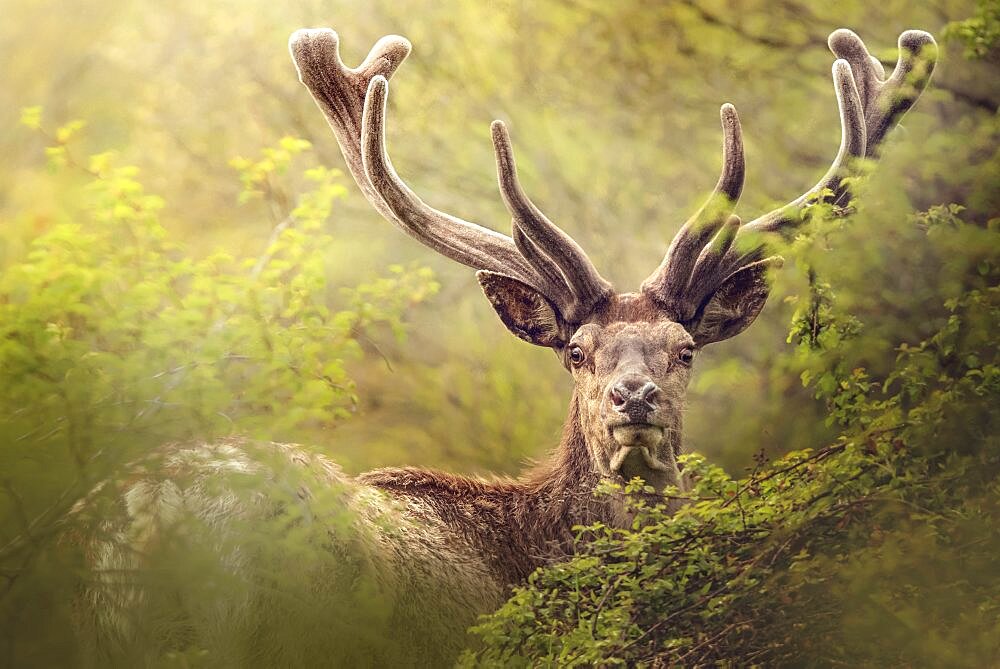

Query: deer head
[{"left": 289, "top": 28, "right": 936, "bottom": 492}]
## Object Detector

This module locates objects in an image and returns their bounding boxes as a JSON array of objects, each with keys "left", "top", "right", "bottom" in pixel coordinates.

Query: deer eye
[
  {"left": 568, "top": 344, "right": 586, "bottom": 367},
  {"left": 677, "top": 346, "right": 695, "bottom": 366}
]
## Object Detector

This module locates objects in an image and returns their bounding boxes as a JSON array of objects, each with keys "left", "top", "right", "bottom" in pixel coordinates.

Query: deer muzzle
[{"left": 609, "top": 378, "right": 660, "bottom": 421}]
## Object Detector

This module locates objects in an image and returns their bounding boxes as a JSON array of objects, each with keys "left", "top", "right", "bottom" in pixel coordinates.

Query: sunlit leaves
[
  {"left": 54, "top": 119, "right": 86, "bottom": 144},
  {"left": 1, "top": 2, "right": 997, "bottom": 664},
  {"left": 0, "top": 119, "right": 437, "bottom": 586},
  {"left": 19, "top": 105, "right": 43, "bottom": 130},
  {"left": 230, "top": 135, "right": 314, "bottom": 204}
]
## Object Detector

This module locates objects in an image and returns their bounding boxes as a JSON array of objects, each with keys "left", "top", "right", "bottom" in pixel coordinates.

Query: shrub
[
  {"left": 464, "top": 212, "right": 1000, "bottom": 667},
  {"left": 0, "top": 113, "right": 437, "bottom": 665}
]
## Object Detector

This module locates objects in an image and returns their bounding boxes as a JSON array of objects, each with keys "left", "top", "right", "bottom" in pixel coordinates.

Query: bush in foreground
[{"left": 465, "top": 213, "right": 999, "bottom": 667}]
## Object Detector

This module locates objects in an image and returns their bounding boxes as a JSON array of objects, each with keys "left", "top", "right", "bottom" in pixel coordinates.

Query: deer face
[
  {"left": 476, "top": 276, "right": 772, "bottom": 491},
  {"left": 473, "top": 266, "right": 777, "bottom": 492},
  {"left": 566, "top": 317, "right": 694, "bottom": 490}
]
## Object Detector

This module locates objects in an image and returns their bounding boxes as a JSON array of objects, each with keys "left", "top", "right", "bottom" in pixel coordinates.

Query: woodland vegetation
[{"left": 1, "top": 0, "right": 997, "bottom": 666}]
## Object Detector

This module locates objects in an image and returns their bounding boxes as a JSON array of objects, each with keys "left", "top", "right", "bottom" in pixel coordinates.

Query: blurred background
[{"left": 0, "top": 0, "right": 996, "bottom": 664}]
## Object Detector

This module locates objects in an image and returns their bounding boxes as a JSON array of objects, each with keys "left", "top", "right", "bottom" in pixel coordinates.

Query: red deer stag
[{"left": 75, "top": 26, "right": 935, "bottom": 667}]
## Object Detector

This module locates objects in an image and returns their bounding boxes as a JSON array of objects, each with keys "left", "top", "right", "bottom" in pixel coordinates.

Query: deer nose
[{"left": 609, "top": 378, "right": 660, "bottom": 416}]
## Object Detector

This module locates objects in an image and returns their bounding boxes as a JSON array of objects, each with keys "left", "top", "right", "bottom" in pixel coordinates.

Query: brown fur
[
  {"left": 71, "top": 293, "right": 694, "bottom": 661},
  {"left": 349, "top": 295, "right": 696, "bottom": 589},
  {"left": 359, "top": 394, "right": 614, "bottom": 586}
]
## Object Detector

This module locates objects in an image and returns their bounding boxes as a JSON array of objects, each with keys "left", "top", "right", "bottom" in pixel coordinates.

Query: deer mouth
[
  {"left": 609, "top": 445, "right": 672, "bottom": 479},
  {"left": 608, "top": 424, "right": 672, "bottom": 475},
  {"left": 610, "top": 422, "right": 663, "bottom": 447}
]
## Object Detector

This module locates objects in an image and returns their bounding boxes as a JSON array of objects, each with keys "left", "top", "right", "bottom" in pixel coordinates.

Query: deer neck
[
  {"left": 528, "top": 389, "right": 684, "bottom": 494},
  {"left": 360, "top": 393, "right": 684, "bottom": 586},
  {"left": 513, "top": 392, "right": 684, "bottom": 564}
]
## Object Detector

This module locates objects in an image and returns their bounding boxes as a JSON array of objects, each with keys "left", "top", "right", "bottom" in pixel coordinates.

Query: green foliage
[
  {"left": 463, "top": 212, "right": 1000, "bottom": 667},
  {"left": 230, "top": 135, "right": 314, "bottom": 204},
  {"left": 944, "top": 0, "right": 1000, "bottom": 59},
  {"left": 3, "top": 0, "right": 993, "bottom": 477},
  {"left": 0, "top": 112, "right": 436, "bottom": 665},
  {"left": 3, "top": 111, "right": 435, "bottom": 445}
]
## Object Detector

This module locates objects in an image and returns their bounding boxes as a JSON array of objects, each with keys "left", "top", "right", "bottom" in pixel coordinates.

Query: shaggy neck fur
[{"left": 359, "top": 391, "right": 681, "bottom": 587}]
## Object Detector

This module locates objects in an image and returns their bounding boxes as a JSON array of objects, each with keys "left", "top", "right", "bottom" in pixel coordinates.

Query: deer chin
[{"left": 608, "top": 424, "right": 673, "bottom": 483}]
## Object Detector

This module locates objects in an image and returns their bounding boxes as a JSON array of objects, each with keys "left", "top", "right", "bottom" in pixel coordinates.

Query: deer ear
[
  {"left": 688, "top": 257, "right": 782, "bottom": 346},
  {"left": 476, "top": 270, "right": 568, "bottom": 348}
]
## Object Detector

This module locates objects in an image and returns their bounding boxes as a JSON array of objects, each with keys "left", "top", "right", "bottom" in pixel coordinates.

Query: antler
[
  {"left": 640, "top": 103, "right": 746, "bottom": 319},
  {"left": 746, "top": 29, "right": 938, "bottom": 234},
  {"left": 289, "top": 29, "right": 612, "bottom": 323},
  {"left": 641, "top": 29, "right": 937, "bottom": 324},
  {"left": 490, "top": 120, "right": 613, "bottom": 321}
]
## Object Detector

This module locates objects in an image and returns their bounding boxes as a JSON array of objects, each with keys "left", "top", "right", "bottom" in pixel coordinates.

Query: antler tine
[
  {"left": 511, "top": 225, "right": 573, "bottom": 306},
  {"left": 744, "top": 29, "right": 936, "bottom": 235},
  {"left": 491, "top": 120, "right": 613, "bottom": 320},
  {"left": 289, "top": 30, "right": 409, "bottom": 219},
  {"left": 682, "top": 213, "right": 743, "bottom": 309},
  {"left": 360, "top": 77, "right": 534, "bottom": 276},
  {"left": 641, "top": 103, "right": 745, "bottom": 319},
  {"left": 744, "top": 58, "right": 866, "bottom": 234},
  {"left": 290, "top": 29, "right": 537, "bottom": 285},
  {"left": 638, "top": 29, "right": 934, "bottom": 329},
  {"left": 829, "top": 29, "right": 938, "bottom": 154}
]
